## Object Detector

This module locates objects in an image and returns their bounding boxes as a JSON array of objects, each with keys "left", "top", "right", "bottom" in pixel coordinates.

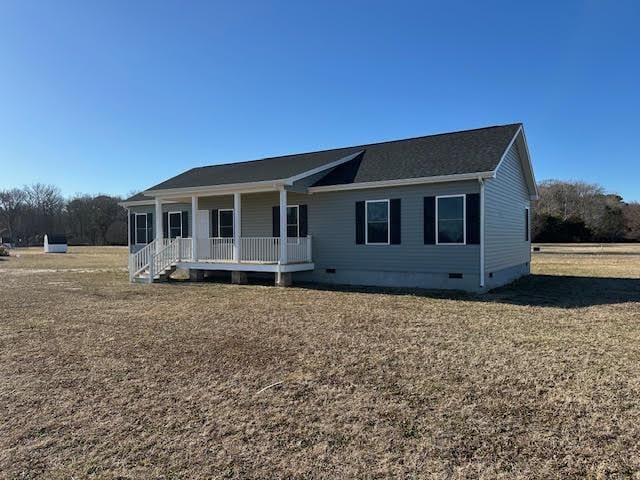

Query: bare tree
[
  {"left": 0, "top": 188, "right": 27, "bottom": 241},
  {"left": 533, "top": 180, "right": 628, "bottom": 242},
  {"left": 623, "top": 202, "right": 640, "bottom": 241}
]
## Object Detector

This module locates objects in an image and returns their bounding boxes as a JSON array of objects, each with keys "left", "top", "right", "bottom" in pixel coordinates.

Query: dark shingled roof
[
  {"left": 126, "top": 124, "right": 521, "bottom": 201},
  {"left": 46, "top": 234, "right": 67, "bottom": 244},
  {"left": 125, "top": 192, "right": 151, "bottom": 202}
]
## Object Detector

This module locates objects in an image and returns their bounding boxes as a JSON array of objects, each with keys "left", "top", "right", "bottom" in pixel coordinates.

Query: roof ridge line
[{"left": 191, "top": 123, "right": 523, "bottom": 170}]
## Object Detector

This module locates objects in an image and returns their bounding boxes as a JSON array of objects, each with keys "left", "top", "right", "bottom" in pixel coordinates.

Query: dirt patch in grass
[{"left": 0, "top": 246, "right": 639, "bottom": 478}]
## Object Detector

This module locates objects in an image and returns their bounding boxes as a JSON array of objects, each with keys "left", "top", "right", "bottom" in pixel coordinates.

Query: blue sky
[{"left": 1, "top": 0, "right": 639, "bottom": 201}]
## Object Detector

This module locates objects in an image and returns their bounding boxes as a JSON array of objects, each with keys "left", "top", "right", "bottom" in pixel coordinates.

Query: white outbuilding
[{"left": 44, "top": 234, "right": 68, "bottom": 253}]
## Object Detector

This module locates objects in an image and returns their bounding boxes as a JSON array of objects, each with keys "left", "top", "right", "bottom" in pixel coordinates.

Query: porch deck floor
[{"left": 176, "top": 260, "right": 315, "bottom": 273}]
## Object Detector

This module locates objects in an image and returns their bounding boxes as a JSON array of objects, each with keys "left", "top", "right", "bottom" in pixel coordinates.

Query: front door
[{"left": 196, "top": 210, "right": 210, "bottom": 259}]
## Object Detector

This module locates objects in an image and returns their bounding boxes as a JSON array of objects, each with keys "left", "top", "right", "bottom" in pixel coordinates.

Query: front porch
[{"left": 127, "top": 188, "right": 314, "bottom": 284}]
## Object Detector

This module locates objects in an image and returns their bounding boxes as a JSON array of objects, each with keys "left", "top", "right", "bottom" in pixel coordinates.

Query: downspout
[{"left": 479, "top": 178, "right": 485, "bottom": 288}]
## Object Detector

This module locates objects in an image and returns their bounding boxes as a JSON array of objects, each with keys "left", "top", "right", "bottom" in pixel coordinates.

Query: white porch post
[
  {"left": 233, "top": 193, "right": 241, "bottom": 262},
  {"left": 191, "top": 195, "right": 198, "bottom": 261},
  {"left": 155, "top": 197, "right": 163, "bottom": 252},
  {"left": 279, "top": 189, "right": 288, "bottom": 264}
]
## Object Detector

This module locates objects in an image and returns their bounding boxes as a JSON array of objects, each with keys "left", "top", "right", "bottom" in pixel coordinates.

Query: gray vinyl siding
[
  {"left": 129, "top": 184, "right": 482, "bottom": 277},
  {"left": 240, "top": 192, "right": 279, "bottom": 237},
  {"left": 237, "top": 183, "right": 481, "bottom": 275},
  {"left": 304, "top": 183, "right": 480, "bottom": 274},
  {"left": 198, "top": 196, "right": 233, "bottom": 211},
  {"left": 484, "top": 143, "right": 531, "bottom": 276}
]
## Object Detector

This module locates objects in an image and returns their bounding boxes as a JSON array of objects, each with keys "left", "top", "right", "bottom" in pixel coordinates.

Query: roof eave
[
  {"left": 144, "top": 179, "right": 289, "bottom": 199},
  {"left": 494, "top": 125, "right": 538, "bottom": 199},
  {"left": 141, "top": 150, "right": 365, "bottom": 198}
]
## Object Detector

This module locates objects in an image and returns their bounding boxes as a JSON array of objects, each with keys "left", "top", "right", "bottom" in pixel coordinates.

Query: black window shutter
[
  {"left": 211, "top": 209, "right": 218, "bottom": 237},
  {"left": 129, "top": 214, "right": 135, "bottom": 244},
  {"left": 299, "top": 205, "right": 308, "bottom": 237},
  {"left": 272, "top": 206, "right": 280, "bottom": 237},
  {"left": 146, "top": 213, "right": 153, "bottom": 244},
  {"left": 390, "top": 199, "right": 401, "bottom": 244},
  {"left": 466, "top": 193, "right": 480, "bottom": 244},
  {"left": 423, "top": 197, "right": 435, "bottom": 244},
  {"left": 355, "top": 201, "right": 365, "bottom": 244},
  {"left": 162, "top": 212, "right": 169, "bottom": 239},
  {"left": 181, "top": 211, "right": 189, "bottom": 238},
  {"left": 525, "top": 208, "right": 529, "bottom": 241}
]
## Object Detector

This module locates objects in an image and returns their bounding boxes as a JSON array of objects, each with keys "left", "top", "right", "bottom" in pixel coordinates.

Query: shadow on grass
[
  {"left": 486, "top": 275, "right": 640, "bottom": 308},
  {"left": 295, "top": 274, "right": 640, "bottom": 309},
  {"left": 168, "top": 269, "right": 639, "bottom": 308}
]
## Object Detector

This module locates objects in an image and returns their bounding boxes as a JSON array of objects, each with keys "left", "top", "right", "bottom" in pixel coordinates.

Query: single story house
[{"left": 120, "top": 123, "right": 537, "bottom": 292}]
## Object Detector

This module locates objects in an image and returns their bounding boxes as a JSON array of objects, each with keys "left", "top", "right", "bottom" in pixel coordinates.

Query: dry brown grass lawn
[{"left": 0, "top": 245, "right": 639, "bottom": 479}]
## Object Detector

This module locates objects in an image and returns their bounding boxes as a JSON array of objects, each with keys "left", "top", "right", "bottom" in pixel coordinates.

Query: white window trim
[
  {"left": 168, "top": 211, "right": 182, "bottom": 239},
  {"left": 365, "top": 199, "right": 390, "bottom": 245},
  {"left": 286, "top": 204, "right": 300, "bottom": 243},
  {"left": 525, "top": 205, "right": 531, "bottom": 242},
  {"left": 135, "top": 213, "right": 148, "bottom": 245},
  {"left": 435, "top": 194, "right": 466, "bottom": 245},
  {"left": 217, "top": 208, "right": 234, "bottom": 238}
]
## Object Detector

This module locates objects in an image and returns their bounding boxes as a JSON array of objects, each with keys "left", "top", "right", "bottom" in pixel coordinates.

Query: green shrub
[{"left": 0, "top": 245, "right": 9, "bottom": 257}]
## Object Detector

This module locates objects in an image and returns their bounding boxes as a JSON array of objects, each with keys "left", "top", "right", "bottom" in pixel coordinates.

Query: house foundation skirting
[{"left": 231, "top": 271, "right": 248, "bottom": 284}]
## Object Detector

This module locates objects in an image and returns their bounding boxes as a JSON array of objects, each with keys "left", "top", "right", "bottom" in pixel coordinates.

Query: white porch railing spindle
[{"left": 128, "top": 235, "right": 312, "bottom": 282}]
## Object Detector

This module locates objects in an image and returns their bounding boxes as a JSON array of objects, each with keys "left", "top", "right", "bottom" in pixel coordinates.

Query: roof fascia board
[
  {"left": 118, "top": 199, "right": 179, "bottom": 208},
  {"left": 494, "top": 126, "right": 539, "bottom": 200},
  {"left": 519, "top": 128, "right": 539, "bottom": 199},
  {"left": 284, "top": 151, "right": 364, "bottom": 185},
  {"left": 145, "top": 179, "right": 287, "bottom": 198},
  {"left": 494, "top": 125, "right": 522, "bottom": 173},
  {"left": 308, "top": 171, "right": 495, "bottom": 193}
]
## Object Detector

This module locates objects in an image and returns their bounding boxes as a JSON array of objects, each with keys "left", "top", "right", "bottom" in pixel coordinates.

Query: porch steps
[{"left": 133, "top": 264, "right": 177, "bottom": 283}]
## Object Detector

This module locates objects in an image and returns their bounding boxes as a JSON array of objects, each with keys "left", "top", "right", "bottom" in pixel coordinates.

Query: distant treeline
[
  {"left": 0, "top": 184, "right": 128, "bottom": 246},
  {"left": 1, "top": 180, "right": 639, "bottom": 246},
  {"left": 533, "top": 180, "right": 640, "bottom": 242}
]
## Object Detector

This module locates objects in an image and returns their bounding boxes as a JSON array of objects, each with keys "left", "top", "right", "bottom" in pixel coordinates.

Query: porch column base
[
  {"left": 189, "top": 269, "right": 204, "bottom": 282},
  {"left": 275, "top": 271, "right": 292, "bottom": 287},
  {"left": 231, "top": 271, "right": 248, "bottom": 285}
]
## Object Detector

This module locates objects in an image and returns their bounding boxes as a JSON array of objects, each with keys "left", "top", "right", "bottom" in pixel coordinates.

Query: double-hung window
[
  {"left": 168, "top": 211, "right": 182, "bottom": 239},
  {"left": 135, "top": 213, "right": 148, "bottom": 244},
  {"left": 436, "top": 195, "right": 465, "bottom": 244},
  {"left": 287, "top": 205, "right": 299, "bottom": 238},
  {"left": 366, "top": 199, "right": 390, "bottom": 244},
  {"left": 218, "top": 209, "right": 234, "bottom": 238}
]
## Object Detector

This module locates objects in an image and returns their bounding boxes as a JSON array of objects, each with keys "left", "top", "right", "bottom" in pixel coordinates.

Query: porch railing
[
  {"left": 240, "top": 237, "right": 280, "bottom": 263},
  {"left": 178, "top": 237, "right": 192, "bottom": 261},
  {"left": 150, "top": 238, "right": 180, "bottom": 282},
  {"left": 212, "top": 237, "right": 234, "bottom": 261},
  {"left": 129, "top": 236, "right": 313, "bottom": 280},
  {"left": 287, "top": 237, "right": 312, "bottom": 263},
  {"left": 128, "top": 238, "right": 186, "bottom": 282},
  {"left": 129, "top": 240, "right": 156, "bottom": 281},
  {"left": 199, "top": 236, "right": 312, "bottom": 263}
]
